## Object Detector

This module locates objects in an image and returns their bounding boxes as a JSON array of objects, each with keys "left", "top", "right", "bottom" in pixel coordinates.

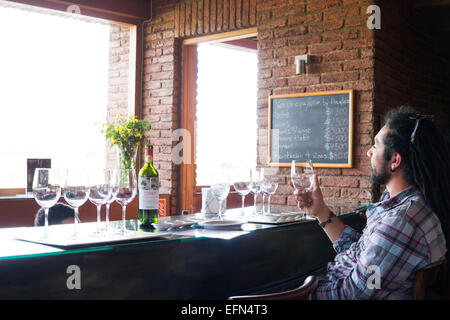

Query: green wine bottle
[{"left": 138, "top": 145, "right": 159, "bottom": 230}]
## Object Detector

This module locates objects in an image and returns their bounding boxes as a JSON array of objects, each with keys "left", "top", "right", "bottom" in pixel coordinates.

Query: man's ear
[{"left": 390, "top": 152, "right": 403, "bottom": 172}]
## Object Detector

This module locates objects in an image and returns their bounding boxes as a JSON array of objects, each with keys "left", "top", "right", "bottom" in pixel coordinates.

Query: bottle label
[{"left": 139, "top": 176, "right": 159, "bottom": 210}]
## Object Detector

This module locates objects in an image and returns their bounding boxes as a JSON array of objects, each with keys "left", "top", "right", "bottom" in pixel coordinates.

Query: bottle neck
[{"left": 145, "top": 147, "right": 153, "bottom": 164}]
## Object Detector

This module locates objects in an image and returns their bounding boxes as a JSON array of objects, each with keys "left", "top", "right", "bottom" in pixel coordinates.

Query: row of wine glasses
[
  {"left": 208, "top": 168, "right": 280, "bottom": 219},
  {"left": 32, "top": 168, "right": 137, "bottom": 239},
  {"left": 208, "top": 161, "right": 315, "bottom": 219}
]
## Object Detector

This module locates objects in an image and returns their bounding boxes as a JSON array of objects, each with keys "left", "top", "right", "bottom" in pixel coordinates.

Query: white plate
[
  {"left": 167, "top": 220, "right": 197, "bottom": 229},
  {"left": 198, "top": 219, "right": 247, "bottom": 230}
]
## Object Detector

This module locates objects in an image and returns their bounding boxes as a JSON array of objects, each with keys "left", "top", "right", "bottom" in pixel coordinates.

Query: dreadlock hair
[
  {"left": 382, "top": 106, "right": 450, "bottom": 255},
  {"left": 34, "top": 203, "right": 75, "bottom": 227}
]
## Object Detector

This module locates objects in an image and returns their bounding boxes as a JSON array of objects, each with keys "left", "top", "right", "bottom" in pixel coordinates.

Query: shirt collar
[
  {"left": 368, "top": 185, "right": 421, "bottom": 214},
  {"left": 379, "top": 185, "right": 421, "bottom": 210}
]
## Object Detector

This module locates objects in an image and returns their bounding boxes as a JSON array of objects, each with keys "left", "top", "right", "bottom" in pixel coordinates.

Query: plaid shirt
[{"left": 311, "top": 186, "right": 446, "bottom": 300}]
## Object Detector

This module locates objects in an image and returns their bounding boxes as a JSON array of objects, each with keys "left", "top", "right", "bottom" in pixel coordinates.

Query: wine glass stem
[
  {"left": 262, "top": 195, "right": 266, "bottom": 215},
  {"left": 44, "top": 207, "right": 49, "bottom": 238},
  {"left": 122, "top": 205, "right": 127, "bottom": 234},
  {"left": 241, "top": 195, "right": 245, "bottom": 215},
  {"left": 96, "top": 205, "right": 101, "bottom": 234},
  {"left": 105, "top": 203, "right": 110, "bottom": 232},
  {"left": 219, "top": 200, "right": 224, "bottom": 220},
  {"left": 74, "top": 207, "right": 79, "bottom": 238},
  {"left": 253, "top": 194, "right": 257, "bottom": 215}
]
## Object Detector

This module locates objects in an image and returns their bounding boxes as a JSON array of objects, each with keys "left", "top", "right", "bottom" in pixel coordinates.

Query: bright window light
[
  {"left": 196, "top": 42, "right": 257, "bottom": 185},
  {"left": 0, "top": 4, "right": 110, "bottom": 189}
]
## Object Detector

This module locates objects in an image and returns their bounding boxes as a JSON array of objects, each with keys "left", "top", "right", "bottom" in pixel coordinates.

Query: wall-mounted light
[{"left": 295, "top": 54, "right": 309, "bottom": 75}]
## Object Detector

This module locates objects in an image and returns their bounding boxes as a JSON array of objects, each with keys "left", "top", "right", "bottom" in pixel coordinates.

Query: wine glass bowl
[
  {"left": 233, "top": 181, "right": 250, "bottom": 216},
  {"left": 32, "top": 168, "right": 62, "bottom": 238},
  {"left": 261, "top": 176, "right": 278, "bottom": 215},
  {"left": 88, "top": 169, "right": 112, "bottom": 235},
  {"left": 211, "top": 182, "right": 230, "bottom": 220},
  {"left": 64, "top": 169, "right": 89, "bottom": 238}
]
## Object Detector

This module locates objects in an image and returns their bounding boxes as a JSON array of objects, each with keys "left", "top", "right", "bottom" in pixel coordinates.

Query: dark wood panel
[
  {"left": 0, "top": 212, "right": 366, "bottom": 299},
  {"left": 0, "top": 198, "right": 138, "bottom": 228}
]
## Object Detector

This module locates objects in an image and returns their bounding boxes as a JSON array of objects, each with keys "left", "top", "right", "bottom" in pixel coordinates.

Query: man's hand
[{"left": 293, "top": 174, "right": 329, "bottom": 221}]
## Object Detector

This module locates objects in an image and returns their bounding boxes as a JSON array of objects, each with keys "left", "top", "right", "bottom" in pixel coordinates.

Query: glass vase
[{"left": 116, "top": 144, "right": 138, "bottom": 169}]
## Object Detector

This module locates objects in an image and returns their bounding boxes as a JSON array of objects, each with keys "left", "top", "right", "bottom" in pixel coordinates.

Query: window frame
[
  {"left": 179, "top": 27, "right": 258, "bottom": 214},
  {"left": 0, "top": 0, "right": 147, "bottom": 196}
]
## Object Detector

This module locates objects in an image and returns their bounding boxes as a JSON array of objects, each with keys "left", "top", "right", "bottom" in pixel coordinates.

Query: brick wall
[
  {"left": 106, "top": 24, "right": 131, "bottom": 168},
  {"left": 374, "top": 0, "right": 450, "bottom": 127},
  {"left": 256, "top": 0, "right": 376, "bottom": 213},
  {"left": 142, "top": 0, "right": 379, "bottom": 215},
  {"left": 143, "top": 2, "right": 180, "bottom": 213}
]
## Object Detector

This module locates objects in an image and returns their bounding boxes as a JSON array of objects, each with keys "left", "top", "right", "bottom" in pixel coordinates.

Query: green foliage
[{"left": 101, "top": 114, "right": 151, "bottom": 168}]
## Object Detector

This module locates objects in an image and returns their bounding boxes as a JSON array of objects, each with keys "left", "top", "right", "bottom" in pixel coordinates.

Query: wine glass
[
  {"left": 261, "top": 174, "right": 279, "bottom": 216},
  {"left": 291, "top": 160, "right": 315, "bottom": 218},
  {"left": 32, "top": 168, "right": 62, "bottom": 238},
  {"left": 104, "top": 192, "right": 115, "bottom": 233},
  {"left": 64, "top": 169, "right": 89, "bottom": 238},
  {"left": 211, "top": 174, "right": 230, "bottom": 220},
  {"left": 248, "top": 168, "right": 262, "bottom": 215},
  {"left": 112, "top": 169, "right": 137, "bottom": 234},
  {"left": 88, "top": 169, "right": 112, "bottom": 235},
  {"left": 233, "top": 181, "right": 250, "bottom": 217}
]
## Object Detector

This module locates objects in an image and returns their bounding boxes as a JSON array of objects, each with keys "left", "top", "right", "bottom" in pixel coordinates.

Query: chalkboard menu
[{"left": 268, "top": 90, "right": 354, "bottom": 168}]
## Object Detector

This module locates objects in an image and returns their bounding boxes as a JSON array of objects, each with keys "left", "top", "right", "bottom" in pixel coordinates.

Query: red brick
[
  {"left": 342, "top": 167, "right": 372, "bottom": 176},
  {"left": 309, "top": 41, "right": 342, "bottom": 54},
  {"left": 320, "top": 177, "right": 359, "bottom": 188},
  {"left": 288, "top": 76, "right": 321, "bottom": 86},
  {"left": 322, "top": 71, "right": 359, "bottom": 83},
  {"left": 343, "top": 59, "right": 374, "bottom": 71},
  {"left": 274, "top": 46, "right": 307, "bottom": 58},
  {"left": 324, "top": 49, "right": 359, "bottom": 62},
  {"left": 324, "top": 7, "right": 360, "bottom": 20},
  {"left": 288, "top": 13, "right": 323, "bottom": 26},
  {"left": 307, "top": 0, "right": 343, "bottom": 12}
]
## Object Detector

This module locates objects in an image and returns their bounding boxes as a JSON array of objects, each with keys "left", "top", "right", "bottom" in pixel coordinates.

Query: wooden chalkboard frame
[{"left": 268, "top": 89, "right": 354, "bottom": 168}]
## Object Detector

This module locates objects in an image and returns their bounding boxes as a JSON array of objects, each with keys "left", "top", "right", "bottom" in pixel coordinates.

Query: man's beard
[{"left": 371, "top": 161, "right": 392, "bottom": 185}]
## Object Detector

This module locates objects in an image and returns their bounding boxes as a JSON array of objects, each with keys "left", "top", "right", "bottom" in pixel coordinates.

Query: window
[
  {"left": 0, "top": 2, "right": 133, "bottom": 190},
  {"left": 179, "top": 28, "right": 258, "bottom": 213},
  {"left": 196, "top": 42, "right": 257, "bottom": 185}
]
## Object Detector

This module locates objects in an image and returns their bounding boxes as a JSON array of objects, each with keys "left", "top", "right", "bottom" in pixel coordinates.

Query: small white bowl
[{"left": 152, "top": 222, "right": 172, "bottom": 231}]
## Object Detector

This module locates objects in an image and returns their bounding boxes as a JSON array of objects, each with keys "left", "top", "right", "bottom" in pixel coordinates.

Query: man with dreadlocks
[{"left": 295, "top": 106, "right": 449, "bottom": 299}]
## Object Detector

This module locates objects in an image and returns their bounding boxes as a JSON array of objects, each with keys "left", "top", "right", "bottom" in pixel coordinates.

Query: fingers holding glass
[{"left": 291, "top": 160, "right": 315, "bottom": 218}]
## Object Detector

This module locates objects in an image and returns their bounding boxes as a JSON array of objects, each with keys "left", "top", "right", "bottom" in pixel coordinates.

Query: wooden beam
[
  {"left": 7, "top": 0, "right": 152, "bottom": 24},
  {"left": 182, "top": 26, "right": 257, "bottom": 45}
]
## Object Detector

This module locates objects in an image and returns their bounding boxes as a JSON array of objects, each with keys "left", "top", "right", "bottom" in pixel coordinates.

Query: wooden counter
[{"left": 0, "top": 210, "right": 366, "bottom": 299}]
